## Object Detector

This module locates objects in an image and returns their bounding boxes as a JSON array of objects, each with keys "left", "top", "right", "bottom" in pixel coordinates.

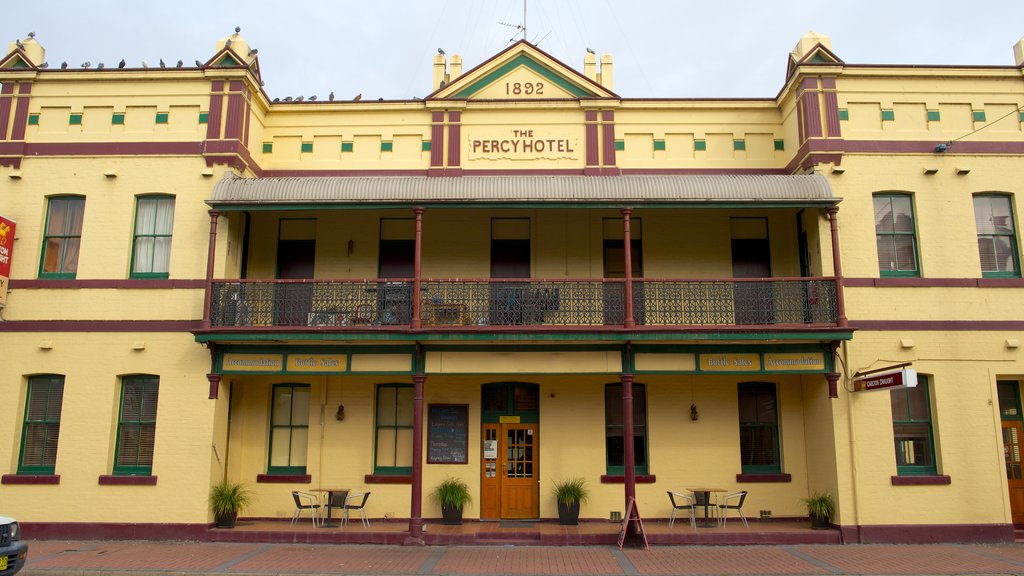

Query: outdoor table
[
  {"left": 311, "top": 488, "right": 350, "bottom": 527},
  {"left": 685, "top": 487, "right": 727, "bottom": 527}
]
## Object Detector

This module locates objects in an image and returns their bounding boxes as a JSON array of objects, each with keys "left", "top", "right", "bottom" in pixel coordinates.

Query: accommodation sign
[{"left": 467, "top": 129, "right": 579, "bottom": 161}]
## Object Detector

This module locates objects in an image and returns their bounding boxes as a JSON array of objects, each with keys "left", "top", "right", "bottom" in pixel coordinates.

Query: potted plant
[
  {"left": 209, "top": 478, "right": 254, "bottom": 528},
  {"left": 803, "top": 491, "right": 834, "bottom": 530},
  {"left": 553, "top": 477, "right": 589, "bottom": 525},
  {"left": 433, "top": 476, "right": 472, "bottom": 525}
]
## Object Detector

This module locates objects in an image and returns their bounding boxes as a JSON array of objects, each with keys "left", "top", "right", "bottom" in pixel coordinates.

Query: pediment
[
  {"left": 0, "top": 50, "right": 34, "bottom": 70},
  {"left": 430, "top": 40, "right": 616, "bottom": 101},
  {"left": 786, "top": 43, "right": 844, "bottom": 80}
]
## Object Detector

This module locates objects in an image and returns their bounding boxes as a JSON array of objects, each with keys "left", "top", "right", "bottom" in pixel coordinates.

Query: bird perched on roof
[
  {"left": 283, "top": 96, "right": 293, "bottom": 102},
  {"left": 60, "top": 61, "right": 68, "bottom": 69},
  {"left": 437, "top": 48, "right": 445, "bottom": 55},
  {"left": 97, "top": 62, "right": 105, "bottom": 69},
  {"left": 159, "top": 58, "right": 166, "bottom": 68},
  {"left": 295, "top": 96, "right": 304, "bottom": 102},
  {"left": 329, "top": 91, "right": 335, "bottom": 101},
  {"left": 196, "top": 60, "right": 204, "bottom": 67},
  {"left": 27, "top": 32, "right": 35, "bottom": 38},
  {"left": 272, "top": 98, "right": 280, "bottom": 102},
  {"left": 141, "top": 60, "right": 149, "bottom": 68},
  {"left": 586, "top": 47, "right": 595, "bottom": 54},
  {"left": 309, "top": 95, "right": 317, "bottom": 101},
  {"left": 225, "top": 39, "right": 232, "bottom": 48},
  {"left": 15, "top": 39, "right": 24, "bottom": 50},
  {"left": 248, "top": 48, "right": 258, "bottom": 57},
  {"left": 40, "top": 62, "right": 48, "bottom": 68},
  {"left": 176, "top": 59, "right": 183, "bottom": 68},
  {"left": 81, "top": 61, "right": 91, "bottom": 68},
  {"left": 234, "top": 26, "right": 241, "bottom": 33},
  {"left": 353, "top": 93, "right": 362, "bottom": 101},
  {"left": 118, "top": 59, "right": 126, "bottom": 69}
]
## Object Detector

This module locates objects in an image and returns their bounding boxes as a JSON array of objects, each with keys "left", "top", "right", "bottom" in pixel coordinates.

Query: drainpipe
[
  {"left": 411, "top": 207, "right": 424, "bottom": 329},
  {"left": 202, "top": 209, "right": 221, "bottom": 329},
  {"left": 827, "top": 206, "right": 847, "bottom": 327},
  {"left": 621, "top": 208, "right": 635, "bottom": 329}
]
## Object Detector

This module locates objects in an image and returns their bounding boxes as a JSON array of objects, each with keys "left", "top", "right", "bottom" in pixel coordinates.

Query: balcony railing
[{"left": 208, "top": 278, "right": 839, "bottom": 329}]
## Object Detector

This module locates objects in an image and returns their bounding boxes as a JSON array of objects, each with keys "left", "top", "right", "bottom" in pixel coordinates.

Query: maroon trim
[
  {"left": 820, "top": 78, "right": 837, "bottom": 90},
  {"left": 801, "top": 89, "right": 823, "bottom": 139},
  {"left": 853, "top": 320, "right": 1024, "bottom": 331},
  {"left": 601, "top": 110, "right": 616, "bottom": 168},
  {"left": 891, "top": 475, "right": 951, "bottom": 486},
  {"left": 851, "top": 523, "right": 1011, "bottom": 544},
  {"left": 263, "top": 168, "right": 430, "bottom": 178},
  {"left": 621, "top": 168, "right": 789, "bottom": 176},
  {"left": 365, "top": 474, "right": 412, "bottom": 484},
  {"left": 736, "top": 473, "right": 792, "bottom": 483},
  {"left": 0, "top": 141, "right": 202, "bottom": 156},
  {"left": 430, "top": 111, "right": 444, "bottom": 168},
  {"left": 202, "top": 139, "right": 257, "bottom": 174},
  {"left": 822, "top": 90, "right": 841, "bottom": 138},
  {"left": 225, "top": 93, "right": 244, "bottom": 140},
  {"left": 585, "top": 119, "right": 599, "bottom": 167},
  {"left": 229, "top": 80, "right": 244, "bottom": 92},
  {"left": 206, "top": 81, "right": 224, "bottom": 140},
  {"left": 447, "top": 111, "right": 461, "bottom": 168},
  {"left": 599, "top": 474, "right": 656, "bottom": 484},
  {"left": 98, "top": 475, "right": 157, "bottom": 485},
  {"left": 0, "top": 320, "right": 201, "bottom": 332},
  {"left": 845, "top": 277, "right": 1024, "bottom": 288},
  {"left": 463, "top": 168, "right": 585, "bottom": 176},
  {"left": 2, "top": 474, "right": 60, "bottom": 484},
  {"left": 22, "top": 522, "right": 210, "bottom": 541},
  {"left": 10, "top": 83, "right": 31, "bottom": 141},
  {"left": 10, "top": 279, "right": 206, "bottom": 289},
  {"left": 256, "top": 473, "right": 311, "bottom": 483},
  {"left": 243, "top": 92, "right": 252, "bottom": 147},
  {"left": 0, "top": 83, "right": 13, "bottom": 141},
  {"left": 845, "top": 140, "right": 1024, "bottom": 154}
]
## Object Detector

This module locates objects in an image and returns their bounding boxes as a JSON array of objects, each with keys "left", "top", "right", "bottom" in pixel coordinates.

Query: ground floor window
[
  {"left": 891, "top": 375, "right": 937, "bottom": 475},
  {"left": 268, "top": 383, "right": 309, "bottom": 475},
  {"left": 605, "top": 383, "right": 648, "bottom": 475},
  {"left": 738, "top": 382, "right": 780, "bottom": 473},
  {"left": 18, "top": 374, "right": 65, "bottom": 475},
  {"left": 374, "top": 383, "right": 413, "bottom": 475},
  {"left": 114, "top": 375, "right": 159, "bottom": 476}
]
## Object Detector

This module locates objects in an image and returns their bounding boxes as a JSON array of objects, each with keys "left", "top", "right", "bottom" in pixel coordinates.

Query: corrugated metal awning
[{"left": 208, "top": 173, "right": 836, "bottom": 209}]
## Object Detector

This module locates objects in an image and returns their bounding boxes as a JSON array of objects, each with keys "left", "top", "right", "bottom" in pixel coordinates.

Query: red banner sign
[
  {"left": 0, "top": 215, "right": 14, "bottom": 307},
  {"left": 853, "top": 368, "right": 917, "bottom": 392}
]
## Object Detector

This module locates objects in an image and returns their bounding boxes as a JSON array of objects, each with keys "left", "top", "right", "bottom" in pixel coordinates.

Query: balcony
[{"left": 207, "top": 278, "right": 839, "bottom": 330}]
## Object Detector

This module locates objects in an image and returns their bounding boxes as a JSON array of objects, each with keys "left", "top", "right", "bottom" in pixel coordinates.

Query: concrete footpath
[{"left": 18, "top": 539, "right": 1024, "bottom": 575}]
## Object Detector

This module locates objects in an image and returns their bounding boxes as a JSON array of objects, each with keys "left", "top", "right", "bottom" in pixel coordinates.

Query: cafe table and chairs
[
  {"left": 310, "top": 488, "right": 350, "bottom": 527},
  {"left": 685, "top": 487, "right": 727, "bottom": 527}
]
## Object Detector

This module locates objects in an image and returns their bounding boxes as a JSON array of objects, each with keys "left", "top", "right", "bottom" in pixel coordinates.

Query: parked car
[{"left": 0, "top": 515, "right": 27, "bottom": 575}]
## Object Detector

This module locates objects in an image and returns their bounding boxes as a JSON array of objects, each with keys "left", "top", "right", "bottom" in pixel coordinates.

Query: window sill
[
  {"left": 736, "top": 473, "right": 792, "bottom": 483},
  {"left": 600, "top": 475, "right": 656, "bottom": 484},
  {"left": 891, "top": 475, "right": 951, "bottom": 486},
  {"left": 365, "top": 474, "right": 412, "bottom": 484},
  {"left": 98, "top": 475, "right": 157, "bottom": 485},
  {"left": 256, "top": 474, "right": 311, "bottom": 484},
  {"left": 2, "top": 474, "right": 60, "bottom": 485}
]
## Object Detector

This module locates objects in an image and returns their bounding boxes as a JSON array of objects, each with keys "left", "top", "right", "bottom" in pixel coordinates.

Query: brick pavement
[{"left": 20, "top": 541, "right": 1024, "bottom": 575}]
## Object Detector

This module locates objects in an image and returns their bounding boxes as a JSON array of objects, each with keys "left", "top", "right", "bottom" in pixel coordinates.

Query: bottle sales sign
[
  {"left": 0, "top": 215, "right": 14, "bottom": 307},
  {"left": 853, "top": 367, "right": 918, "bottom": 392}
]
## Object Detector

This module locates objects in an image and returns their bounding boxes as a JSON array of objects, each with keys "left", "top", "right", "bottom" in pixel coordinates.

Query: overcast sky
[{"left": 4, "top": 1, "right": 1024, "bottom": 101}]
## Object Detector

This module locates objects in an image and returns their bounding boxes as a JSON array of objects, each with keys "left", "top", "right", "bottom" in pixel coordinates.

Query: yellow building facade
[{"left": 1, "top": 30, "right": 1023, "bottom": 544}]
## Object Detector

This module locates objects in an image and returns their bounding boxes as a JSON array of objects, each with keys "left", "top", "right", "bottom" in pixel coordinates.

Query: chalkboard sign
[{"left": 427, "top": 404, "right": 469, "bottom": 464}]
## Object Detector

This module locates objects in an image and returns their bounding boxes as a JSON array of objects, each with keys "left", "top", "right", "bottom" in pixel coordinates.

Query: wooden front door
[
  {"left": 1004, "top": 421, "right": 1024, "bottom": 524},
  {"left": 480, "top": 423, "right": 539, "bottom": 519}
]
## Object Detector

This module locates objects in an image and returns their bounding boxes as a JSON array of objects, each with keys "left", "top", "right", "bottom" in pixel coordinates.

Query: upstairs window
[
  {"left": 18, "top": 375, "right": 65, "bottom": 475},
  {"left": 974, "top": 195, "right": 1020, "bottom": 278},
  {"left": 874, "top": 194, "right": 919, "bottom": 277},
  {"left": 131, "top": 196, "right": 175, "bottom": 278},
  {"left": 40, "top": 196, "right": 85, "bottom": 278}
]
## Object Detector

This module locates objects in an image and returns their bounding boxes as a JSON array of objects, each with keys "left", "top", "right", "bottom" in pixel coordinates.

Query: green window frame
[
  {"left": 973, "top": 110, "right": 987, "bottom": 122},
  {"left": 114, "top": 375, "right": 159, "bottom": 476},
  {"left": 341, "top": 141, "right": 353, "bottom": 152},
  {"left": 874, "top": 193, "right": 920, "bottom": 277},
  {"left": 974, "top": 194, "right": 1021, "bottom": 278},
  {"left": 301, "top": 142, "right": 313, "bottom": 153},
  {"left": 605, "top": 383, "right": 648, "bottom": 476},
  {"left": 838, "top": 109, "right": 849, "bottom": 121},
  {"left": 262, "top": 142, "right": 273, "bottom": 153},
  {"left": 733, "top": 139, "right": 746, "bottom": 151},
  {"left": 774, "top": 139, "right": 785, "bottom": 151},
  {"left": 28, "top": 113, "right": 39, "bottom": 125},
  {"left": 927, "top": 110, "right": 940, "bottom": 122},
  {"left": 653, "top": 139, "right": 665, "bottom": 151},
  {"left": 130, "top": 195, "right": 175, "bottom": 279},
  {"left": 155, "top": 112, "right": 169, "bottom": 124},
  {"left": 738, "top": 382, "right": 781, "bottom": 474},
  {"left": 891, "top": 375, "right": 937, "bottom": 476},
  {"left": 69, "top": 113, "right": 82, "bottom": 125},
  {"left": 614, "top": 140, "right": 625, "bottom": 151},
  {"left": 39, "top": 196, "right": 85, "bottom": 279},
  {"left": 18, "top": 375, "right": 65, "bottom": 475},
  {"left": 374, "top": 383, "right": 413, "bottom": 475},
  {"left": 198, "top": 112, "right": 209, "bottom": 124},
  {"left": 268, "top": 384, "right": 310, "bottom": 475}
]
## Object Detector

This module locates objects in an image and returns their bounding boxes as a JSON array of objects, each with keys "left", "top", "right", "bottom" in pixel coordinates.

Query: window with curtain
[
  {"left": 874, "top": 193, "right": 919, "bottom": 276},
  {"left": 114, "top": 375, "right": 159, "bottom": 476},
  {"left": 374, "top": 384, "right": 413, "bottom": 475},
  {"left": 604, "top": 383, "right": 648, "bottom": 475},
  {"left": 40, "top": 196, "right": 85, "bottom": 278},
  {"left": 268, "top": 384, "right": 309, "bottom": 474},
  {"left": 131, "top": 196, "right": 175, "bottom": 278},
  {"left": 738, "top": 382, "right": 780, "bottom": 473},
  {"left": 974, "top": 195, "right": 1020, "bottom": 278},
  {"left": 891, "top": 375, "right": 937, "bottom": 475},
  {"left": 18, "top": 375, "right": 65, "bottom": 475}
]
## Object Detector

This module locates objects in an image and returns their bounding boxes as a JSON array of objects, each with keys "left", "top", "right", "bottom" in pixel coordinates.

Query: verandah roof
[{"left": 208, "top": 173, "right": 836, "bottom": 210}]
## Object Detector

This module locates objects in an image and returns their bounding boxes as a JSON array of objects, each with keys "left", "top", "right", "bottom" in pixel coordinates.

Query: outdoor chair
[
  {"left": 717, "top": 490, "right": 749, "bottom": 528},
  {"left": 667, "top": 491, "right": 696, "bottom": 528},
  {"left": 342, "top": 492, "right": 371, "bottom": 527},
  {"left": 290, "top": 491, "right": 321, "bottom": 527}
]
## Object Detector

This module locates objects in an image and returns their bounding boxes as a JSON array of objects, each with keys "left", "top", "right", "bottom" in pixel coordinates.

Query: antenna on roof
[{"left": 499, "top": 0, "right": 527, "bottom": 42}]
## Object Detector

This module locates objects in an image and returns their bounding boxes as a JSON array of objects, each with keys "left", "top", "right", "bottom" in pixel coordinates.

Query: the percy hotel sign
[{"left": 468, "top": 128, "right": 580, "bottom": 161}]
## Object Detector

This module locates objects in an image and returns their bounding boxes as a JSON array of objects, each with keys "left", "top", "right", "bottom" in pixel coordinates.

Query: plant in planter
[
  {"left": 209, "top": 478, "right": 254, "bottom": 528},
  {"left": 433, "top": 476, "right": 472, "bottom": 525},
  {"left": 802, "top": 491, "right": 834, "bottom": 530},
  {"left": 553, "top": 477, "right": 589, "bottom": 525}
]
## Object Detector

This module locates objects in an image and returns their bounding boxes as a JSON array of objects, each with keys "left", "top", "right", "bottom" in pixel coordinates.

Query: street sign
[{"left": 853, "top": 367, "right": 917, "bottom": 392}]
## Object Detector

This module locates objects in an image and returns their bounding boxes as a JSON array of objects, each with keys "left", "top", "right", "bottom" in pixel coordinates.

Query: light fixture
[
  {"left": 690, "top": 403, "right": 699, "bottom": 421},
  {"left": 934, "top": 143, "right": 949, "bottom": 153},
  {"left": 336, "top": 404, "right": 345, "bottom": 421}
]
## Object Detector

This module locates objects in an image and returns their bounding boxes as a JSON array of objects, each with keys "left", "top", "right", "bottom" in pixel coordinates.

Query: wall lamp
[
  {"left": 335, "top": 404, "right": 345, "bottom": 421},
  {"left": 934, "top": 142, "right": 949, "bottom": 153},
  {"left": 690, "top": 403, "right": 699, "bottom": 421}
]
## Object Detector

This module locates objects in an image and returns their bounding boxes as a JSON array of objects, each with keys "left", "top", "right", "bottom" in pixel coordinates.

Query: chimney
[
  {"left": 216, "top": 31, "right": 251, "bottom": 62},
  {"left": 449, "top": 54, "right": 462, "bottom": 80},
  {"left": 433, "top": 52, "right": 447, "bottom": 89},
  {"left": 598, "top": 54, "right": 613, "bottom": 90},
  {"left": 8, "top": 35, "right": 45, "bottom": 67},
  {"left": 1015, "top": 37, "right": 1024, "bottom": 67},
  {"left": 584, "top": 52, "right": 597, "bottom": 82},
  {"left": 791, "top": 30, "right": 832, "bottom": 62}
]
